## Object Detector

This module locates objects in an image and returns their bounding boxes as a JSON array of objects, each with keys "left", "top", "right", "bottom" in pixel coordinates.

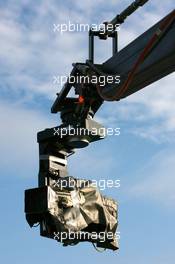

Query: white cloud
[
  {"left": 127, "top": 148, "right": 175, "bottom": 207},
  {"left": 0, "top": 100, "right": 56, "bottom": 178},
  {"left": 99, "top": 73, "right": 175, "bottom": 143}
]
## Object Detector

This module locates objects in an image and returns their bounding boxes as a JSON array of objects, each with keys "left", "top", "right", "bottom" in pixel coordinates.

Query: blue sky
[{"left": 0, "top": 0, "right": 175, "bottom": 263}]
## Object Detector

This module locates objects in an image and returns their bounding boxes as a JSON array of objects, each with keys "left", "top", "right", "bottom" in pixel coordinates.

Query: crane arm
[{"left": 98, "top": 10, "right": 175, "bottom": 101}]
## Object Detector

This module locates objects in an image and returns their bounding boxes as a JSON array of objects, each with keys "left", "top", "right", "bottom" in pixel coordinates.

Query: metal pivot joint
[
  {"left": 88, "top": 0, "right": 149, "bottom": 63},
  {"left": 88, "top": 24, "right": 119, "bottom": 64}
]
